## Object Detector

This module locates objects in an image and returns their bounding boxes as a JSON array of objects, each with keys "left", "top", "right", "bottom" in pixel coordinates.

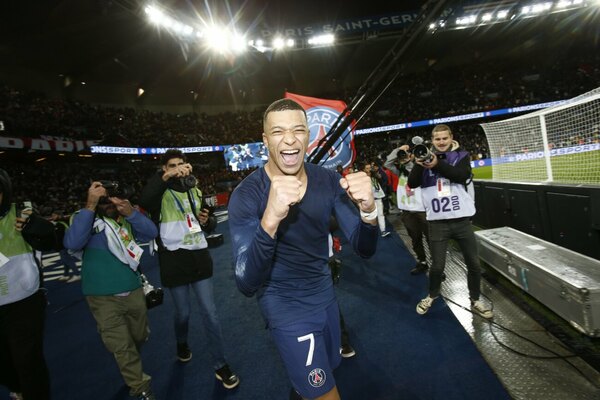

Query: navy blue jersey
[{"left": 228, "top": 163, "right": 378, "bottom": 328}]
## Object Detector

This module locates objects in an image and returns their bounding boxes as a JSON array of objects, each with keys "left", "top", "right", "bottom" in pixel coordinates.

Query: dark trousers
[
  {"left": 400, "top": 211, "right": 429, "bottom": 264},
  {"left": 339, "top": 309, "right": 350, "bottom": 346},
  {"left": 428, "top": 218, "right": 481, "bottom": 300},
  {"left": 0, "top": 290, "right": 50, "bottom": 399}
]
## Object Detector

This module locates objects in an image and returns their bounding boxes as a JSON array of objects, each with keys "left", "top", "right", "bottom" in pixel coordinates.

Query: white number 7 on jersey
[{"left": 297, "top": 333, "right": 315, "bottom": 366}]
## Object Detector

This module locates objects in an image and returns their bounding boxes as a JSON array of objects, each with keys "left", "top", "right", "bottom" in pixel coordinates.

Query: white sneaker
[
  {"left": 67, "top": 275, "right": 81, "bottom": 283},
  {"left": 471, "top": 300, "right": 494, "bottom": 319},
  {"left": 416, "top": 295, "right": 436, "bottom": 315}
]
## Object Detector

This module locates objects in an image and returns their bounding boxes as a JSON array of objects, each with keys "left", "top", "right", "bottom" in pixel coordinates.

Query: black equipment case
[{"left": 475, "top": 227, "right": 600, "bottom": 337}]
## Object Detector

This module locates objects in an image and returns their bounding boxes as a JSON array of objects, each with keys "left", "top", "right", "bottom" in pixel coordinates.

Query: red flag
[{"left": 285, "top": 92, "right": 356, "bottom": 170}]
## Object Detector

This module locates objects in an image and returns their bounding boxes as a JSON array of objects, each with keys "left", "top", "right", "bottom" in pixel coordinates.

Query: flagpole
[{"left": 308, "top": 0, "right": 456, "bottom": 165}]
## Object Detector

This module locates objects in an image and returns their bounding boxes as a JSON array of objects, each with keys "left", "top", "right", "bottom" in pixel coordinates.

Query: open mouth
[{"left": 280, "top": 149, "right": 301, "bottom": 166}]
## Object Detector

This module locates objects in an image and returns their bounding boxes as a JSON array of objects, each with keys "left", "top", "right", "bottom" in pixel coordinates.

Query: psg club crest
[
  {"left": 285, "top": 92, "right": 356, "bottom": 171},
  {"left": 308, "top": 368, "right": 327, "bottom": 388}
]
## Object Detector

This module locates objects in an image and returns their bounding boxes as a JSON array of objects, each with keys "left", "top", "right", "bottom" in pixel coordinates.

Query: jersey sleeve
[{"left": 228, "top": 181, "right": 275, "bottom": 297}]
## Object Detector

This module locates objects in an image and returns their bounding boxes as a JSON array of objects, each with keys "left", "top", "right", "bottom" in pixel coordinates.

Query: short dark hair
[
  {"left": 263, "top": 98, "right": 307, "bottom": 127},
  {"left": 161, "top": 149, "right": 186, "bottom": 165},
  {"left": 432, "top": 124, "right": 452, "bottom": 137}
]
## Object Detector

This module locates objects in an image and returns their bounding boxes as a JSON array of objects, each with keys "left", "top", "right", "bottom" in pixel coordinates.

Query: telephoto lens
[{"left": 412, "top": 144, "right": 434, "bottom": 163}]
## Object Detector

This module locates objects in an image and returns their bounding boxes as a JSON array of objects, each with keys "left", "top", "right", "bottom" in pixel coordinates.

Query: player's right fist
[
  {"left": 261, "top": 175, "right": 303, "bottom": 237},
  {"left": 266, "top": 175, "right": 303, "bottom": 220}
]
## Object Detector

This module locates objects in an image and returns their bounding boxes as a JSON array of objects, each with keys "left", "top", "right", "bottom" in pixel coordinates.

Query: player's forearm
[
  {"left": 232, "top": 224, "right": 276, "bottom": 297},
  {"left": 351, "top": 221, "right": 379, "bottom": 258},
  {"left": 335, "top": 195, "right": 379, "bottom": 258}
]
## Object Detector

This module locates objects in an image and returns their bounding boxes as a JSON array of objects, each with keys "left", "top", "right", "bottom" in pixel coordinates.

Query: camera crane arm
[{"left": 308, "top": 0, "right": 457, "bottom": 165}]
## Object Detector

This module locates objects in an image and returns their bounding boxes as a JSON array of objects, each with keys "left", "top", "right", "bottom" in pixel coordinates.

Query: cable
[{"left": 441, "top": 295, "right": 600, "bottom": 387}]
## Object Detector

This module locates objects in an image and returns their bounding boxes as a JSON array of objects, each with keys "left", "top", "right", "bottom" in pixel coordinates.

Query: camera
[
  {"left": 140, "top": 274, "right": 164, "bottom": 309},
  {"left": 412, "top": 144, "right": 435, "bottom": 163},
  {"left": 411, "top": 136, "right": 435, "bottom": 164},
  {"left": 17, "top": 201, "right": 33, "bottom": 219},
  {"left": 396, "top": 149, "right": 410, "bottom": 162},
  {"left": 167, "top": 175, "right": 197, "bottom": 193},
  {"left": 100, "top": 181, "right": 134, "bottom": 199}
]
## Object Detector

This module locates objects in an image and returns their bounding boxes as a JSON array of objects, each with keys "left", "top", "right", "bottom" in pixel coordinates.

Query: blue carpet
[{"left": 1, "top": 220, "right": 509, "bottom": 400}]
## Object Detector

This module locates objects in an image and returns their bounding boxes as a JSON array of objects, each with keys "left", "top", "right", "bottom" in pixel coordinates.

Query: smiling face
[
  {"left": 262, "top": 109, "right": 309, "bottom": 177},
  {"left": 431, "top": 129, "right": 453, "bottom": 153}
]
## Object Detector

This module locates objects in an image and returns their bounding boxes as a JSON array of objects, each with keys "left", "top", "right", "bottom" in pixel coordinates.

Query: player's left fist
[{"left": 339, "top": 171, "right": 375, "bottom": 213}]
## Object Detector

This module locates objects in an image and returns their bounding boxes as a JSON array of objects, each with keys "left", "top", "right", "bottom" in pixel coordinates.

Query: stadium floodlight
[
  {"left": 171, "top": 21, "right": 184, "bottom": 34},
  {"left": 145, "top": 5, "right": 164, "bottom": 24},
  {"left": 273, "top": 37, "right": 285, "bottom": 50},
  {"left": 182, "top": 25, "right": 194, "bottom": 36},
  {"left": 256, "top": 39, "right": 264, "bottom": 47},
  {"left": 428, "top": 22, "right": 437, "bottom": 30},
  {"left": 481, "top": 13, "right": 493, "bottom": 22},
  {"left": 307, "top": 34, "right": 335, "bottom": 46},
  {"left": 497, "top": 10, "right": 510, "bottom": 19},
  {"left": 533, "top": 2, "right": 553, "bottom": 12},
  {"left": 204, "top": 26, "right": 229, "bottom": 53},
  {"left": 230, "top": 32, "right": 247, "bottom": 54},
  {"left": 556, "top": 0, "right": 573, "bottom": 8},
  {"left": 456, "top": 15, "right": 477, "bottom": 25},
  {"left": 286, "top": 38, "right": 295, "bottom": 47}
]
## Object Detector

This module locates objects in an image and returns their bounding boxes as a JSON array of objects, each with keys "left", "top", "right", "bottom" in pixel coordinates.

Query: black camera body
[
  {"left": 141, "top": 274, "right": 164, "bottom": 309},
  {"left": 100, "top": 181, "right": 134, "bottom": 199},
  {"left": 167, "top": 175, "right": 197, "bottom": 193}
]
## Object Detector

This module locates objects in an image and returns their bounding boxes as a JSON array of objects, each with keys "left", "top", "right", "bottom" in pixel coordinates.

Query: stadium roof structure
[{"left": 1, "top": 0, "right": 598, "bottom": 108}]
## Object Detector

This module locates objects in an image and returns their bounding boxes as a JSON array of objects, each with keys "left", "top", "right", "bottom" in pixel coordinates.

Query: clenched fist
[
  {"left": 261, "top": 175, "right": 304, "bottom": 237},
  {"left": 339, "top": 172, "right": 376, "bottom": 221}
]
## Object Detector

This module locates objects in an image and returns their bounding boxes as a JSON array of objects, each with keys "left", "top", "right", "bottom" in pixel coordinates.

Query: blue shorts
[{"left": 270, "top": 302, "right": 342, "bottom": 398}]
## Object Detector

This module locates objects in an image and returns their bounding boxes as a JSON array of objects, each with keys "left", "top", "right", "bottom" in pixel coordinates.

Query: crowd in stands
[{"left": 1, "top": 50, "right": 599, "bottom": 214}]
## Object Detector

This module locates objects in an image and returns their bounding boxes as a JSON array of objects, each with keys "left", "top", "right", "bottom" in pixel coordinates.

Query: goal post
[{"left": 480, "top": 87, "right": 600, "bottom": 185}]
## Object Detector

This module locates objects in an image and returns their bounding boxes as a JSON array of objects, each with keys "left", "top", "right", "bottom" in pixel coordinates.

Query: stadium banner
[
  {"left": 470, "top": 143, "right": 600, "bottom": 169},
  {"left": 259, "top": 12, "right": 418, "bottom": 38},
  {"left": 355, "top": 100, "right": 567, "bottom": 136},
  {"left": 90, "top": 145, "right": 225, "bottom": 155},
  {"left": 284, "top": 92, "right": 356, "bottom": 170},
  {"left": 0, "top": 135, "right": 100, "bottom": 152}
]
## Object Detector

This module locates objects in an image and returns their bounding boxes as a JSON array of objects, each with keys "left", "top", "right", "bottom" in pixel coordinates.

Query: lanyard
[
  {"left": 168, "top": 189, "right": 196, "bottom": 214},
  {"left": 104, "top": 217, "right": 132, "bottom": 244},
  {"left": 371, "top": 177, "right": 381, "bottom": 191}
]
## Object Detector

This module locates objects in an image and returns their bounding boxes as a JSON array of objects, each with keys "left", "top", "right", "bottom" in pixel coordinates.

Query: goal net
[{"left": 480, "top": 87, "right": 600, "bottom": 184}]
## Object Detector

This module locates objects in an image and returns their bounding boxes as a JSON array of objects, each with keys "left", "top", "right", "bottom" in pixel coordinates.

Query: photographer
[
  {"left": 385, "top": 144, "right": 430, "bottom": 275},
  {"left": 63, "top": 181, "right": 158, "bottom": 400},
  {"left": 138, "top": 149, "right": 239, "bottom": 389},
  {"left": 0, "top": 169, "right": 55, "bottom": 400},
  {"left": 407, "top": 124, "right": 493, "bottom": 319}
]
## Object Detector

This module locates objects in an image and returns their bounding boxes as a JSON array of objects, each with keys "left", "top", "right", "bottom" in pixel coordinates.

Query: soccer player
[
  {"left": 228, "top": 99, "right": 379, "bottom": 400},
  {"left": 407, "top": 124, "right": 493, "bottom": 319}
]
